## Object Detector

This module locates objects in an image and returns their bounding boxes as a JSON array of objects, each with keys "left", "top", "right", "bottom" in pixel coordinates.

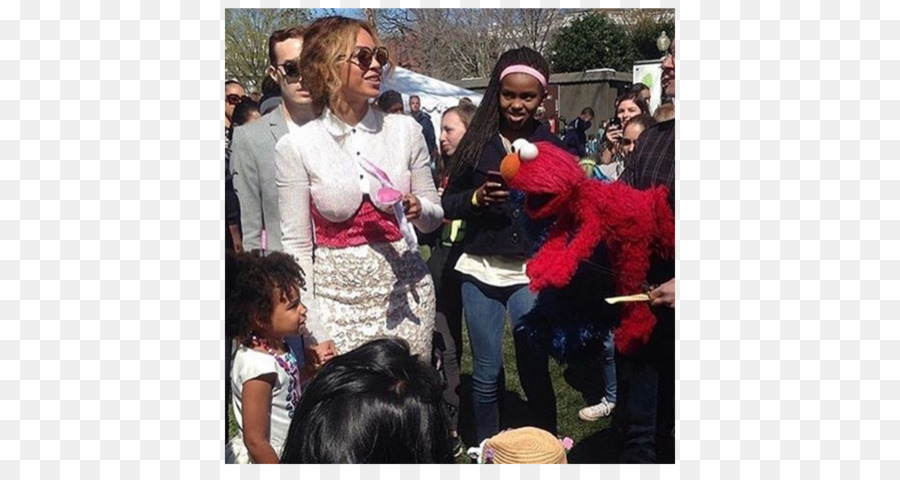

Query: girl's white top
[{"left": 226, "top": 345, "right": 297, "bottom": 463}]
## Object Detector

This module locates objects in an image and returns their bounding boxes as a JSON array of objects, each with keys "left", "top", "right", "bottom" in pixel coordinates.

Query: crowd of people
[{"left": 224, "top": 15, "right": 676, "bottom": 464}]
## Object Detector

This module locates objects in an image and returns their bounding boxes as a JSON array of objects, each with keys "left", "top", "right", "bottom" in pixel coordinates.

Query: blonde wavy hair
[{"left": 299, "top": 16, "right": 392, "bottom": 111}]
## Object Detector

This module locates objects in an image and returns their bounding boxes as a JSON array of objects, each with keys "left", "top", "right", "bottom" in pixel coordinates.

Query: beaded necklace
[{"left": 252, "top": 336, "right": 300, "bottom": 418}]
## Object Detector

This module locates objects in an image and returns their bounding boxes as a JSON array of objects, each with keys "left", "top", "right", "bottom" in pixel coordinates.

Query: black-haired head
[{"left": 280, "top": 337, "right": 453, "bottom": 464}]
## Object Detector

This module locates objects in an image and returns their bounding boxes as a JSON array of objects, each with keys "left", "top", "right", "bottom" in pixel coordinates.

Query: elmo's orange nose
[{"left": 500, "top": 153, "right": 520, "bottom": 183}]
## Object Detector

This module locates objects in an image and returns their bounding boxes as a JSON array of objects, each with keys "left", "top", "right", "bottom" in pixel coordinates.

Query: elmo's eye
[
  {"left": 518, "top": 143, "right": 538, "bottom": 162},
  {"left": 512, "top": 138, "right": 529, "bottom": 153},
  {"left": 512, "top": 139, "right": 538, "bottom": 162}
]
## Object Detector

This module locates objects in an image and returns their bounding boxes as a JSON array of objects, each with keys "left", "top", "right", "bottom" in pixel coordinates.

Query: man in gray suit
[
  {"left": 231, "top": 27, "right": 319, "bottom": 253},
  {"left": 230, "top": 27, "right": 335, "bottom": 363}
]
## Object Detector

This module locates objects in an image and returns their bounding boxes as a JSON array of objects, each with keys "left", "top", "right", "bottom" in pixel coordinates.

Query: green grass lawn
[
  {"left": 453, "top": 319, "right": 616, "bottom": 463},
  {"left": 227, "top": 320, "right": 617, "bottom": 464}
]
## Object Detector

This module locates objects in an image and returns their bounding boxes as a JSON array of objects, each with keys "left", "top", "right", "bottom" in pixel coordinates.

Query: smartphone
[
  {"left": 608, "top": 116, "right": 622, "bottom": 130},
  {"left": 487, "top": 170, "right": 507, "bottom": 190}
]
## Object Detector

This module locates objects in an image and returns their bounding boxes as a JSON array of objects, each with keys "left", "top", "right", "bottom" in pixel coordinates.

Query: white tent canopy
[{"left": 379, "top": 67, "right": 483, "bottom": 143}]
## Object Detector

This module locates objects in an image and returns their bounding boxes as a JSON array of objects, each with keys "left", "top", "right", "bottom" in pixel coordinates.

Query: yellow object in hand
[{"left": 605, "top": 293, "right": 651, "bottom": 305}]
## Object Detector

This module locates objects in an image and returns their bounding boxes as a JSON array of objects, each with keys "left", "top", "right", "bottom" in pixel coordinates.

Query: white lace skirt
[{"left": 314, "top": 239, "right": 435, "bottom": 359}]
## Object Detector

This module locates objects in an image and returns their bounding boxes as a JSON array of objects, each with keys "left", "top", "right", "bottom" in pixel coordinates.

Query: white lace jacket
[{"left": 274, "top": 106, "right": 443, "bottom": 342}]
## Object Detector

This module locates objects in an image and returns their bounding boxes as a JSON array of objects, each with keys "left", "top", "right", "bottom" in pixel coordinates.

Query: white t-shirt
[
  {"left": 454, "top": 253, "right": 530, "bottom": 287},
  {"left": 226, "top": 345, "right": 299, "bottom": 463}
]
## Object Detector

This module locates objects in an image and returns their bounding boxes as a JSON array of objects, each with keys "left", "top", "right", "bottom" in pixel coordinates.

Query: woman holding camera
[{"left": 598, "top": 91, "right": 650, "bottom": 181}]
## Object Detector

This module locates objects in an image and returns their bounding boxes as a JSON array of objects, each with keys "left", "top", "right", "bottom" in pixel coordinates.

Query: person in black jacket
[
  {"left": 410, "top": 95, "right": 438, "bottom": 159},
  {"left": 442, "top": 46, "right": 566, "bottom": 449},
  {"left": 563, "top": 107, "right": 594, "bottom": 157}
]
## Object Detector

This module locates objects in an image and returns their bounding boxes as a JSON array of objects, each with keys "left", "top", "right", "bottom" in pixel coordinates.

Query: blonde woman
[{"left": 275, "top": 16, "right": 443, "bottom": 363}]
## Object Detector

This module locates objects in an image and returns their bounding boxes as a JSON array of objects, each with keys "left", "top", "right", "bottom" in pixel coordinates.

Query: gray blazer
[{"left": 230, "top": 108, "right": 289, "bottom": 252}]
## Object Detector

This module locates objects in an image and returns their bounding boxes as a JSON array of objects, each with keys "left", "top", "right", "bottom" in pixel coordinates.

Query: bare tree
[
  {"left": 603, "top": 8, "right": 675, "bottom": 35},
  {"left": 395, "top": 9, "right": 566, "bottom": 81},
  {"left": 519, "top": 9, "right": 563, "bottom": 54},
  {"left": 225, "top": 8, "right": 663, "bottom": 84},
  {"left": 322, "top": 8, "right": 414, "bottom": 37}
]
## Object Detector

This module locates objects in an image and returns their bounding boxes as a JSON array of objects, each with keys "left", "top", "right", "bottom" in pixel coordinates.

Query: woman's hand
[
  {"left": 304, "top": 340, "right": 338, "bottom": 370},
  {"left": 600, "top": 125, "right": 623, "bottom": 164},
  {"left": 403, "top": 194, "right": 422, "bottom": 220},
  {"left": 474, "top": 181, "right": 509, "bottom": 206},
  {"left": 604, "top": 123, "right": 622, "bottom": 146}
]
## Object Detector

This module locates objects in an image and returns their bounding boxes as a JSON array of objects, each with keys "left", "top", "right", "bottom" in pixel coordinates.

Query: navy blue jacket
[
  {"left": 563, "top": 117, "right": 591, "bottom": 157},
  {"left": 442, "top": 123, "right": 567, "bottom": 259},
  {"left": 413, "top": 111, "right": 437, "bottom": 154}
]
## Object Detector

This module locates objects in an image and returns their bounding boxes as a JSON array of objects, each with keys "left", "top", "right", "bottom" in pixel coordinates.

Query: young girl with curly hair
[{"left": 225, "top": 250, "right": 308, "bottom": 464}]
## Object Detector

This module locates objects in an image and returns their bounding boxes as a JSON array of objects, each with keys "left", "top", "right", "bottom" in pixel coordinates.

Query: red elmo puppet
[{"left": 500, "top": 140, "right": 674, "bottom": 354}]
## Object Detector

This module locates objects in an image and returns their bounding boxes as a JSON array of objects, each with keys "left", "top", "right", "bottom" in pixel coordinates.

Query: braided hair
[
  {"left": 225, "top": 250, "right": 306, "bottom": 343},
  {"left": 450, "top": 47, "right": 549, "bottom": 176}
]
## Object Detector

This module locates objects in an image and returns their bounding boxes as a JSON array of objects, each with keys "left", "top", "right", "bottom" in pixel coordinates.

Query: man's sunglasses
[
  {"left": 274, "top": 60, "right": 301, "bottom": 79},
  {"left": 620, "top": 138, "right": 636, "bottom": 147},
  {"left": 226, "top": 94, "right": 248, "bottom": 105},
  {"left": 349, "top": 46, "right": 389, "bottom": 70}
]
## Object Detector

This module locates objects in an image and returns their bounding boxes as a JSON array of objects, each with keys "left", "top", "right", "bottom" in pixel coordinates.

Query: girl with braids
[
  {"left": 441, "top": 47, "right": 566, "bottom": 446},
  {"left": 225, "top": 250, "right": 309, "bottom": 464},
  {"left": 276, "top": 17, "right": 442, "bottom": 363}
]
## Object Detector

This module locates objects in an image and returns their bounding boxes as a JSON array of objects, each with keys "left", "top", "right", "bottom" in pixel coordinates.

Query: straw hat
[{"left": 481, "top": 427, "right": 568, "bottom": 464}]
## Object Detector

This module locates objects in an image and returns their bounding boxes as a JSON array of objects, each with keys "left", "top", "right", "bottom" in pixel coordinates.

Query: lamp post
[
  {"left": 656, "top": 32, "right": 671, "bottom": 104},
  {"left": 656, "top": 31, "right": 671, "bottom": 57}
]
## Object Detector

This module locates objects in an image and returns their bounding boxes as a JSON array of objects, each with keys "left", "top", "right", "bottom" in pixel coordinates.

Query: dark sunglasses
[
  {"left": 349, "top": 46, "right": 389, "bottom": 70},
  {"left": 226, "top": 94, "right": 246, "bottom": 105},
  {"left": 275, "top": 60, "right": 301, "bottom": 79},
  {"left": 620, "top": 138, "right": 635, "bottom": 147}
]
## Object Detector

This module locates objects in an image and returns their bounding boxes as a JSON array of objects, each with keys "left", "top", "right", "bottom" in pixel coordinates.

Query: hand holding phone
[
  {"left": 476, "top": 171, "right": 510, "bottom": 206},
  {"left": 605, "top": 117, "right": 623, "bottom": 144},
  {"left": 486, "top": 170, "right": 507, "bottom": 191}
]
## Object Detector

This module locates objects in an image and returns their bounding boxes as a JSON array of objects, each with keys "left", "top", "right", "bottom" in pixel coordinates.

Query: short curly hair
[
  {"left": 298, "top": 16, "right": 392, "bottom": 111},
  {"left": 225, "top": 250, "right": 306, "bottom": 343}
]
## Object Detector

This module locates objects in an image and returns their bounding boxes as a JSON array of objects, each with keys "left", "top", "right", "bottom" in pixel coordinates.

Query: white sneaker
[
  {"left": 578, "top": 397, "right": 615, "bottom": 422},
  {"left": 467, "top": 446, "right": 481, "bottom": 461}
]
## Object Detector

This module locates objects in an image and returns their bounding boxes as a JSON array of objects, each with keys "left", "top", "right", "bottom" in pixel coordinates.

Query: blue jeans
[
  {"left": 602, "top": 330, "right": 617, "bottom": 404},
  {"left": 462, "top": 280, "right": 557, "bottom": 443}
]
